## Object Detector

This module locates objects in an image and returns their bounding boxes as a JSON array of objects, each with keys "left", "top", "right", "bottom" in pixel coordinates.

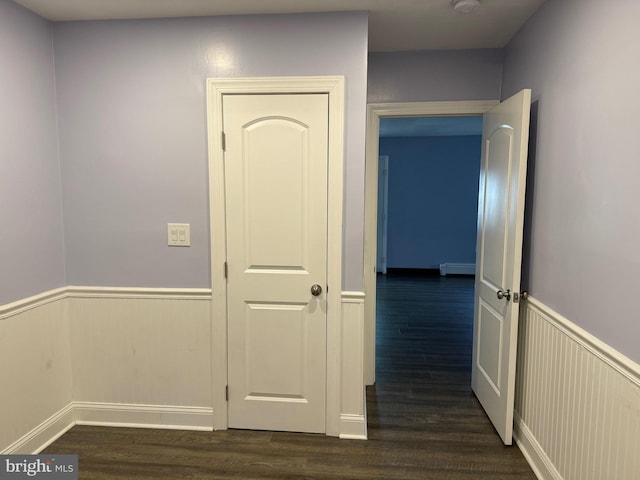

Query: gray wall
[
  {"left": 368, "top": 49, "right": 503, "bottom": 103},
  {"left": 0, "top": 1, "right": 66, "bottom": 304},
  {"left": 503, "top": 0, "right": 640, "bottom": 362},
  {"left": 53, "top": 12, "right": 368, "bottom": 291}
]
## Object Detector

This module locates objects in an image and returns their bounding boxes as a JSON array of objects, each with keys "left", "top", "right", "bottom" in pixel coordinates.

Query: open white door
[{"left": 472, "top": 89, "right": 531, "bottom": 445}]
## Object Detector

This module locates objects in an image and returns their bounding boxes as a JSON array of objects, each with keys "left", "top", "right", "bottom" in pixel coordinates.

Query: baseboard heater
[{"left": 439, "top": 263, "right": 475, "bottom": 276}]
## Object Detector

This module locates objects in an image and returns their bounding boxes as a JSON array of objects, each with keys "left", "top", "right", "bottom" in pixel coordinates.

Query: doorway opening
[
  {"left": 376, "top": 116, "right": 483, "bottom": 278},
  {"left": 371, "top": 114, "right": 483, "bottom": 437},
  {"left": 364, "top": 93, "right": 532, "bottom": 445},
  {"left": 363, "top": 101, "right": 498, "bottom": 386}
]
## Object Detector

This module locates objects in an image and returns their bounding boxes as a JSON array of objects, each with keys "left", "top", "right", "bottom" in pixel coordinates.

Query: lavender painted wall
[
  {"left": 502, "top": 0, "right": 640, "bottom": 362},
  {"left": 0, "top": 1, "right": 65, "bottom": 304},
  {"left": 53, "top": 12, "right": 368, "bottom": 290},
  {"left": 379, "top": 136, "right": 481, "bottom": 269},
  {"left": 368, "top": 49, "right": 503, "bottom": 103}
]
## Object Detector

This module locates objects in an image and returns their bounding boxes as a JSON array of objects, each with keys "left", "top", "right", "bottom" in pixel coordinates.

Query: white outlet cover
[{"left": 168, "top": 223, "right": 190, "bottom": 246}]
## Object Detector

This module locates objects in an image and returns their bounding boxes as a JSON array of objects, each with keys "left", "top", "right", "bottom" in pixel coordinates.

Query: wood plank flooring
[{"left": 43, "top": 274, "right": 535, "bottom": 479}]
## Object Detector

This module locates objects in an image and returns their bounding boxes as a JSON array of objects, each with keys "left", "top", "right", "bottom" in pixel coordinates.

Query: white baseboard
[
  {"left": 2, "top": 404, "right": 75, "bottom": 454},
  {"left": 439, "top": 263, "right": 475, "bottom": 276},
  {"left": 514, "top": 412, "right": 562, "bottom": 480},
  {"left": 73, "top": 402, "right": 214, "bottom": 431},
  {"left": 338, "top": 414, "right": 367, "bottom": 440},
  {"left": 1, "top": 402, "right": 214, "bottom": 455}
]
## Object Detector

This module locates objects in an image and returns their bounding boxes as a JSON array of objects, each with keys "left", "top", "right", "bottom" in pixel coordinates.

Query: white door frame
[
  {"left": 207, "top": 76, "right": 345, "bottom": 435},
  {"left": 376, "top": 155, "right": 389, "bottom": 274},
  {"left": 364, "top": 100, "right": 499, "bottom": 385}
]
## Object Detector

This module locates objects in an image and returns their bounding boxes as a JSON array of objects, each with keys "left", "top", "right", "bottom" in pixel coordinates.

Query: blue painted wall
[{"left": 379, "top": 136, "right": 481, "bottom": 270}]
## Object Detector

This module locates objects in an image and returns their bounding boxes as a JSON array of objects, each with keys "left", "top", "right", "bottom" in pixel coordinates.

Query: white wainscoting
[
  {"left": 340, "top": 292, "right": 367, "bottom": 439},
  {"left": 0, "top": 290, "right": 72, "bottom": 454},
  {"left": 3, "top": 286, "right": 368, "bottom": 452},
  {"left": 1, "top": 287, "right": 214, "bottom": 454},
  {"left": 515, "top": 297, "right": 640, "bottom": 480},
  {"left": 67, "top": 287, "right": 213, "bottom": 414}
]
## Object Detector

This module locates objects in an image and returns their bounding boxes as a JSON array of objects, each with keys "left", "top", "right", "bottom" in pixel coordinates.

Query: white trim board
[
  {"left": 0, "top": 286, "right": 212, "bottom": 317},
  {"left": 73, "top": 402, "right": 213, "bottom": 431},
  {"left": 363, "top": 100, "right": 499, "bottom": 385},
  {"left": 0, "top": 287, "right": 67, "bottom": 320},
  {"left": 206, "top": 76, "right": 345, "bottom": 435},
  {"left": 339, "top": 414, "right": 367, "bottom": 440},
  {"left": 66, "top": 286, "right": 212, "bottom": 300}
]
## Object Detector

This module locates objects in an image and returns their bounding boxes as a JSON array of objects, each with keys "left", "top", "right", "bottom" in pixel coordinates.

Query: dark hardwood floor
[{"left": 43, "top": 274, "right": 535, "bottom": 479}]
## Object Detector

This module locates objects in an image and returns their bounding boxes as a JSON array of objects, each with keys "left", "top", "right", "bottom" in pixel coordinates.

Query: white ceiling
[{"left": 12, "top": 0, "right": 546, "bottom": 51}]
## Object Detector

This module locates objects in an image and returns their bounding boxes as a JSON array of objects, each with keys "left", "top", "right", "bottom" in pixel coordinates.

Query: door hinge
[
  {"left": 224, "top": 261, "right": 228, "bottom": 279},
  {"left": 221, "top": 131, "right": 226, "bottom": 151},
  {"left": 225, "top": 385, "right": 229, "bottom": 402}
]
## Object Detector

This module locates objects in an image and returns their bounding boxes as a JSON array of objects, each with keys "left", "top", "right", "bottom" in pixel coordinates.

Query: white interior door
[
  {"left": 223, "top": 93, "right": 329, "bottom": 433},
  {"left": 472, "top": 89, "right": 531, "bottom": 445},
  {"left": 376, "top": 155, "right": 389, "bottom": 274}
]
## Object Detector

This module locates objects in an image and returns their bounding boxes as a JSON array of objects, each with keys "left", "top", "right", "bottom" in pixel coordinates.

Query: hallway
[{"left": 367, "top": 273, "right": 534, "bottom": 477}]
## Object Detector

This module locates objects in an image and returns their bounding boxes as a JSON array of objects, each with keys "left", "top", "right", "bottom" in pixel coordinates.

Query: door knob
[
  {"left": 311, "top": 284, "right": 323, "bottom": 296},
  {"left": 497, "top": 289, "right": 511, "bottom": 301}
]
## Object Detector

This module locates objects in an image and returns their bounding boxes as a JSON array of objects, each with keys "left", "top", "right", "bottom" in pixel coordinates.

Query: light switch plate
[{"left": 168, "top": 223, "right": 190, "bottom": 246}]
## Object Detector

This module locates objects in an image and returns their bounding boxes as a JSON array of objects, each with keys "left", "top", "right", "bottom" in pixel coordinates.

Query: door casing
[
  {"left": 363, "top": 100, "right": 499, "bottom": 386},
  {"left": 376, "top": 155, "right": 389, "bottom": 274},
  {"left": 207, "top": 76, "right": 345, "bottom": 435}
]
